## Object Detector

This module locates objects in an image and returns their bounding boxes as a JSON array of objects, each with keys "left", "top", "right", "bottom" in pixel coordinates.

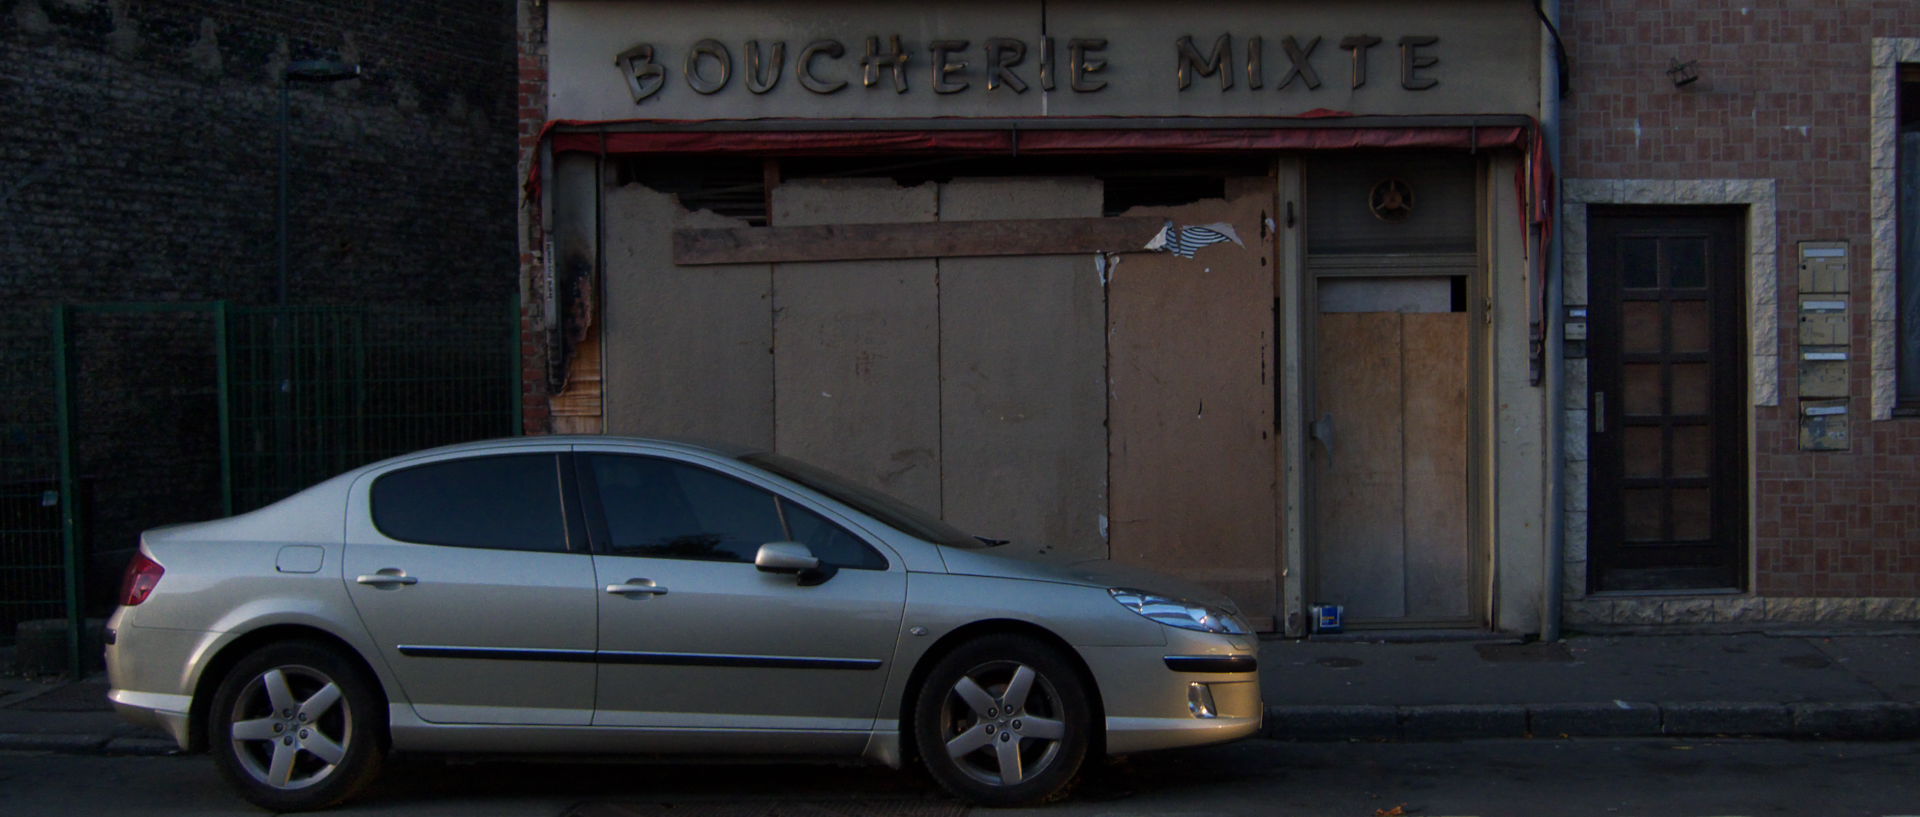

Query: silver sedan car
[{"left": 106, "top": 437, "right": 1262, "bottom": 810}]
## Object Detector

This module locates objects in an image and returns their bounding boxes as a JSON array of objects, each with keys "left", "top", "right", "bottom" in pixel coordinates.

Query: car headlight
[{"left": 1109, "top": 588, "right": 1249, "bottom": 635}]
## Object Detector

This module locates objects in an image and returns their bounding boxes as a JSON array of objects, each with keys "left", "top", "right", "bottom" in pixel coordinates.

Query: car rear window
[{"left": 371, "top": 454, "right": 567, "bottom": 551}]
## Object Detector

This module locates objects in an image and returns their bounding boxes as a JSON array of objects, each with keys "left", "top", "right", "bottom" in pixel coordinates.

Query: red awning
[{"left": 539, "top": 117, "right": 1531, "bottom": 159}]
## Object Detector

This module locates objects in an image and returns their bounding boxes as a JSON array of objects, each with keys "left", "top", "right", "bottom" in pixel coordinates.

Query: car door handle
[
  {"left": 605, "top": 579, "right": 668, "bottom": 597},
  {"left": 355, "top": 571, "right": 417, "bottom": 588}
]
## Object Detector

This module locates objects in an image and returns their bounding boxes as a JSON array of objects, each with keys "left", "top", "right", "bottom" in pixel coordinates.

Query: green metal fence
[
  {"left": 1, "top": 305, "right": 67, "bottom": 668},
  {"left": 225, "top": 302, "right": 522, "bottom": 512},
  {"left": 5, "top": 298, "right": 519, "bottom": 677}
]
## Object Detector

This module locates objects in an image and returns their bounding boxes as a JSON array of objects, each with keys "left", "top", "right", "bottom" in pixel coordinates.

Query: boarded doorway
[{"left": 1303, "top": 155, "right": 1483, "bottom": 628}]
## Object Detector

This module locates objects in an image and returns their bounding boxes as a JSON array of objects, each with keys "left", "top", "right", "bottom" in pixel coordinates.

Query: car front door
[
  {"left": 342, "top": 449, "right": 598, "bottom": 725},
  {"left": 576, "top": 448, "right": 907, "bottom": 731}
]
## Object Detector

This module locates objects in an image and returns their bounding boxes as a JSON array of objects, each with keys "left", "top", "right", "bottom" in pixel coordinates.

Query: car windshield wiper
[{"left": 973, "top": 535, "right": 1011, "bottom": 547}]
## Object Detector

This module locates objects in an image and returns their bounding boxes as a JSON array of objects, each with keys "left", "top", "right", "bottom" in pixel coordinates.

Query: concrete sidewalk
[
  {"left": 1259, "top": 631, "right": 1920, "bottom": 741},
  {"left": 2, "top": 631, "right": 1916, "bottom": 756}
]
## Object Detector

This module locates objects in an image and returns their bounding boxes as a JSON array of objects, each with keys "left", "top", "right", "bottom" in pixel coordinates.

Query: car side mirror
[{"left": 754, "top": 542, "right": 837, "bottom": 586}]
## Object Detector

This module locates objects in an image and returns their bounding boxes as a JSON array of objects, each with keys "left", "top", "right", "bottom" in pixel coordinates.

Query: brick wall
[
  {"left": 0, "top": 0, "right": 519, "bottom": 617},
  {"left": 2, "top": 0, "right": 518, "bottom": 308},
  {"left": 516, "top": 0, "right": 550, "bottom": 434},
  {"left": 1564, "top": 1, "right": 1920, "bottom": 599}
]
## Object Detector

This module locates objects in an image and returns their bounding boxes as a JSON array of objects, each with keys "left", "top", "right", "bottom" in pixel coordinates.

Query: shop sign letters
[{"left": 615, "top": 32, "right": 1441, "bottom": 103}]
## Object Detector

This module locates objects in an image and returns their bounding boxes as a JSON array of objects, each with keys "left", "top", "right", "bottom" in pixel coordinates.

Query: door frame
[{"left": 1282, "top": 155, "right": 1494, "bottom": 632}]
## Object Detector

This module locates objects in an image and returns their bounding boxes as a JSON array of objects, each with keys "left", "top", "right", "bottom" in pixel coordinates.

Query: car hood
[{"left": 935, "top": 547, "right": 1239, "bottom": 613}]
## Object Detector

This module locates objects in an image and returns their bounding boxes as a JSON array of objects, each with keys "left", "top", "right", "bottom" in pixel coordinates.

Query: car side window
[
  {"left": 585, "top": 454, "right": 784, "bottom": 563},
  {"left": 780, "top": 498, "right": 888, "bottom": 571},
  {"left": 370, "top": 454, "right": 566, "bottom": 552}
]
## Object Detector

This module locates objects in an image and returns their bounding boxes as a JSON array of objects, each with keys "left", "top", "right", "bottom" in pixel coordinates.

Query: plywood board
[
  {"left": 772, "top": 180, "right": 943, "bottom": 512},
  {"left": 674, "top": 216, "right": 1163, "bottom": 265},
  {"left": 1108, "top": 178, "right": 1278, "bottom": 622},
  {"left": 937, "top": 178, "right": 1107, "bottom": 562},
  {"left": 1310, "top": 311, "right": 1406, "bottom": 620},
  {"left": 602, "top": 185, "right": 774, "bottom": 448},
  {"left": 550, "top": 326, "right": 603, "bottom": 434},
  {"left": 1400, "top": 313, "right": 1471, "bottom": 619}
]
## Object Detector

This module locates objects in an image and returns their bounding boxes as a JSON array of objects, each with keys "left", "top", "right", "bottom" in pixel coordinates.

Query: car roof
[{"left": 400, "top": 435, "right": 764, "bottom": 460}]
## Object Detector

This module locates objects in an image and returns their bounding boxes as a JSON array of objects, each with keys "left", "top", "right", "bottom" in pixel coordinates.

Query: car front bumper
[{"left": 1080, "top": 635, "right": 1264, "bottom": 754}]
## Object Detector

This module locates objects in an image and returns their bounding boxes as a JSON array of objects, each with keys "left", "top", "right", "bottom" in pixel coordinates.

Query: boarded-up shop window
[
  {"left": 616, "top": 157, "right": 770, "bottom": 225},
  {"left": 776, "top": 155, "right": 1260, "bottom": 216}
]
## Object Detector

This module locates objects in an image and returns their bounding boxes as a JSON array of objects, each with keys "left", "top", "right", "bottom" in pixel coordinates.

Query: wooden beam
[{"left": 672, "top": 216, "right": 1164, "bottom": 266}]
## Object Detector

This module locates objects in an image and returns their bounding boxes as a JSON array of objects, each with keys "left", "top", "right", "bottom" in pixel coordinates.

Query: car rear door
[
  {"left": 575, "top": 447, "right": 907, "bottom": 731},
  {"left": 342, "top": 448, "right": 598, "bottom": 725}
]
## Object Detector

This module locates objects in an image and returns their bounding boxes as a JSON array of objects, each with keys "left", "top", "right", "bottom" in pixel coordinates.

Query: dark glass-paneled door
[{"left": 1589, "top": 209, "right": 1747, "bottom": 592}]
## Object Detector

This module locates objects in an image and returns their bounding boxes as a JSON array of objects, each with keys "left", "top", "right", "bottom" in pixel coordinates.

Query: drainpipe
[{"left": 1538, "top": 0, "right": 1567, "bottom": 642}]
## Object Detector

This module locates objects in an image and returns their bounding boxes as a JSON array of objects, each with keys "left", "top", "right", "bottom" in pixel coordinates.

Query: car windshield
[{"left": 741, "top": 453, "right": 982, "bottom": 548}]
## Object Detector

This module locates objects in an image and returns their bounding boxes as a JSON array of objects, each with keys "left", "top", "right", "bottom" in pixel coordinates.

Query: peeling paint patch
[{"left": 1098, "top": 514, "right": 1110, "bottom": 542}]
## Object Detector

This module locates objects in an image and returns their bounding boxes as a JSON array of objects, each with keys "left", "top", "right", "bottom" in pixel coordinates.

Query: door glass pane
[
  {"left": 370, "top": 454, "right": 566, "bottom": 551},
  {"left": 1624, "top": 489, "right": 1664, "bottom": 541},
  {"left": 1672, "top": 363, "right": 1711, "bottom": 415},
  {"left": 1623, "top": 301, "right": 1663, "bottom": 353},
  {"left": 1667, "top": 238, "right": 1707, "bottom": 289},
  {"left": 780, "top": 499, "right": 888, "bottom": 570},
  {"left": 587, "top": 455, "right": 785, "bottom": 563},
  {"left": 1672, "top": 488, "right": 1711, "bottom": 540},
  {"left": 1621, "top": 238, "right": 1658, "bottom": 288},
  {"left": 1624, "top": 363, "right": 1664, "bottom": 415},
  {"left": 1304, "top": 154, "right": 1477, "bottom": 254},
  {"left": 1672, "top": 425, "right": 1711, "bottom": 478},
  {"left": 1624, "top": 427, "right": 1663, "bottom": 478},
  {"left": 1671, "top": 300, "right": 1710, "bottom": 353},
  {"left": 1318, "top": 276, "right": 1453, "bottom": 313}
]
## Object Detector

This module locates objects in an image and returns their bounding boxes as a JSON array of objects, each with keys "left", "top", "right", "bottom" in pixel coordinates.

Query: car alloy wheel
[
  {"left": 227, "top": 664, "right": 352, "bottom": 790},
  {"left": 210, "top": 641, "right": 384, "bottom": 811},
  {"left": 914, "top": 634, "right": 1091, "bottom": 806},
  {"left": 941, "top": 658, "right": 1066, "bottom": 786}
]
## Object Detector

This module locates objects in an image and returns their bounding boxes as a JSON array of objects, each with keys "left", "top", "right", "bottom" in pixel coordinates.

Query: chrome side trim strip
[
  {"left": 1162, "top": 655, "right": 1259, "bottom": 673},
  {"left": 397, "top": 645, "right": 596, "bottom": 663},
  {"left": 396, "top": 645, "right": 881, "bottom": 670},
  {"left": 597, "top": 651, "right": 882, "bottom": 670}
]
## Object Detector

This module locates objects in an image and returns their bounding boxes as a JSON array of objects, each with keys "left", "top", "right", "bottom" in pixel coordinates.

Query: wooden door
[{"left": 1588, "top": 209, "right": 1747, "bottom": 592}]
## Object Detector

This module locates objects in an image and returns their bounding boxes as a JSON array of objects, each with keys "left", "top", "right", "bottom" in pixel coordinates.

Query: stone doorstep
[{"left": 1265, "top": 701, "right": 1920, "bottom": 741}]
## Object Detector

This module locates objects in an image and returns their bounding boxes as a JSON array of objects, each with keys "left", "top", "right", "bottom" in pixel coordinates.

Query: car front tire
[
  {"left": 208, "top": 640, "right": 386, "bottom": 812},
  {"left": 912, "top": 634, "right": 1093, "bottom": 806}
]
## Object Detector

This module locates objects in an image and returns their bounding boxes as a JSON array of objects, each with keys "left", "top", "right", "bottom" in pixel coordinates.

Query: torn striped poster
[{"left": 1143, "top": 220, "right": 1244, "bottom": 259}]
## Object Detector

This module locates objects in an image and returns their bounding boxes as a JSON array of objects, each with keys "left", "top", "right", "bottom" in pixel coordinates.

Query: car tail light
[{"left": 120, "top": 551, "right": 165, "bottom": 606}]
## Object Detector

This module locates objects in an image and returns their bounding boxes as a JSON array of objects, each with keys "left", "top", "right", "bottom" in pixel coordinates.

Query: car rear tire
[
  {"left": 207, "top": 640, "right": 386, "bottom": 812},
  {"left": 912, "top": 634, "right": 1092, "bottom": 806}
]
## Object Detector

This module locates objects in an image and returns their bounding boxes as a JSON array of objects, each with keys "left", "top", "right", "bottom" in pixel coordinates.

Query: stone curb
[
  {"left": 0, "top": 733, "right": 178, "bottom": 755},
  {"left": 1266, "top": 701, "right": 1920, "bottom": 741},
  {"left": 0, "top": 732, "right": 110, "bottom": 752}
]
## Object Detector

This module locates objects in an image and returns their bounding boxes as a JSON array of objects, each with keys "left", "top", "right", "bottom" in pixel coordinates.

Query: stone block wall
[{"left": 1560, "top": 1, "right": 1920, "bottom": 624}]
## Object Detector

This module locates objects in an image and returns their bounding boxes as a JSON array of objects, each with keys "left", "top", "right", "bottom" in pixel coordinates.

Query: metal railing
[{"left": 1, "top": 298, "right": 519, "bottom": 677}]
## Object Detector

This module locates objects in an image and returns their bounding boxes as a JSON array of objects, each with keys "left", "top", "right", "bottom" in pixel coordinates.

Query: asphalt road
[{"left": 2, "top": 738, "right": 1917, "bottom": 817}]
